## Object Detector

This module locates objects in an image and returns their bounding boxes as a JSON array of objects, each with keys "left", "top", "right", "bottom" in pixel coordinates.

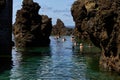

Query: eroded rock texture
[
  {"left": 52, "top": 19, "right": 74, "bottom": 36},
  {"left": 52, "top": 19, "right": 66, "bottom": 36},
  {"left": 71, "top": 0, "right": 120, "bottom": 72},
  {"left": 13, "top": 0, "right": 52, "bottom": 48}
]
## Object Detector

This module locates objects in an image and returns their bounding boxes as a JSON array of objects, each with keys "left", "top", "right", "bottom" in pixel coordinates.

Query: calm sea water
[{"left": 0, "top": 36, "right": 120, "bottom": 80}]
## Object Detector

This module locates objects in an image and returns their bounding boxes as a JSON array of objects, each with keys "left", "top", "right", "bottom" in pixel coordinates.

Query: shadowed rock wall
[
  {"left": 0, "top": 0, "right": 12, "bottom": 72},
  {"left": 0, "top": 0, "right": 12, "bottom": 54}
]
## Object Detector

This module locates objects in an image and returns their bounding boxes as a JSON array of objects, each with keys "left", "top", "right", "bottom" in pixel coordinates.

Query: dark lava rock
[
  {"left": 13, "top": 0, "right": 52, "bottom": 48},
  {"left": 71, "top": 0, "right": 120, "bottom": 72}
]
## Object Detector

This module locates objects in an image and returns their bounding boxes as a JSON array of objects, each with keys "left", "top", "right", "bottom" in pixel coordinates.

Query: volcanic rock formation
[
  {"left": 52, "top": 19, "right": 74, "bottom": 36},
  {"left": 52, "top": 19, "right": 66, "bottom": 36},
  {"left": 71, "top": 0, "right": 120, "bottom": 72},
  {"left": 13, "top": 0, "right": 52, "bottom": 48}
]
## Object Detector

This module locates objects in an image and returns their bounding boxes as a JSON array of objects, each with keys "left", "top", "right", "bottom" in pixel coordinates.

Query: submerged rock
[
  {"left": 13, "top": 0, "right": 52, "bottom": 48},
  {"left": 71, "top": 0, "right": 120, "bottom": 72}
]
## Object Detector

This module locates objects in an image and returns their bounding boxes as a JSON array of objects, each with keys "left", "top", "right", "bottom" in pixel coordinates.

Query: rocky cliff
[
  {"left": 71, "top": 0, "right": 120, "bottom": 72},
  {"left": 13, "top": 0, "right": 52, "bottom": 48}
]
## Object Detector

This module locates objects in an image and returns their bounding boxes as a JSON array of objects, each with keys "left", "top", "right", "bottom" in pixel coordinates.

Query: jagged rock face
[
  {"left": 52, "top": 19, "right": 66, "bottom": 36},
  {"left": 71, "top": 0, "right": 120, "bottom": 72},
  {"left": 73, "top": 27, "right": 89, "bottom": 41},
  {"left": 13, "top": 0, "right": 52, "bottom": 48},
  {"left": 52, "top": 19, "right": 74, "bottom": 36}
]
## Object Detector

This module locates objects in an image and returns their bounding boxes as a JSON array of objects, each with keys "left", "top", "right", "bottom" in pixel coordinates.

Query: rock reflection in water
[
  {"left": 10, "top": 50, "right": 23, "bottom": 79},
  {"left": 10, "top": 47, "right": 51, "bottom": 80},
  {"left": 9, "top": 36, "right": 120, "bottom": 80}
]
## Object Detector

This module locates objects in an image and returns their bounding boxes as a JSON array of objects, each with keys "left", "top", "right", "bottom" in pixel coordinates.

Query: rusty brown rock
[
  {"left": 13, "top": 0, "right": 52, "bottom": 48},
  {"left": 71, "top": 0, "right": 120, "bottom": 72},
  {"left": 51, "top": 19, "right": 66, "bottom": 36}
]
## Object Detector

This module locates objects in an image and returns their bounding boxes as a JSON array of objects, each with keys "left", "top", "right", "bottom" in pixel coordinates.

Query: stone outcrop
[
  {"left": 13, "top": 0, "right": 52, "bottom": 48},
  {"left": 51, "top": 19, "right": 66, "bottom": 36},
  {"left": 52, "top": 19, "right": 74, "bottom": 36},
  {"left": 65, "top": 27, "right": 73, "bottom": 36},
  {"left": 71, "top": 0, "right": 120, "bottom": 72}
]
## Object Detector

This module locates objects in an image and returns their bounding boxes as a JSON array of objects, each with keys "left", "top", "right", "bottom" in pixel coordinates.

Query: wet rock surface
[
  {"left": 13, "top": 0, "right": 52, "bottom": 48},
  {"left": 71, "top": 0, "right": 120, "bottom": 72}
]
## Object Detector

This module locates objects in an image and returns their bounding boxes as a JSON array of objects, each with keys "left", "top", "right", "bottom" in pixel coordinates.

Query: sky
[{"left": 13, "top": 0, "right": 75, "bottom": 27}]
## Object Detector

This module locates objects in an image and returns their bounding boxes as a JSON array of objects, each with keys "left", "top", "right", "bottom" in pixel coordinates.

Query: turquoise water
[{"left": 0, "top": 36, "right": 120, "bottom": 80}]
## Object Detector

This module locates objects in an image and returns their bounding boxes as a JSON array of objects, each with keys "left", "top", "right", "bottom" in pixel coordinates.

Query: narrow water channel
[{"left": 0, "top": 36, "right": 120, "bottom": 80}]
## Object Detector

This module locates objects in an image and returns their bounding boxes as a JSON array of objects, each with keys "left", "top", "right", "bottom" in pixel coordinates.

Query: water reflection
[
  {"left": 10, "top": 50, "right": 23, "bottom": 79},
  {"left": 10, "top": 47, "right": 51, "bottom": 80},
  {"left": 9, "top": 36, "right": 120, "bottom": 80}
]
